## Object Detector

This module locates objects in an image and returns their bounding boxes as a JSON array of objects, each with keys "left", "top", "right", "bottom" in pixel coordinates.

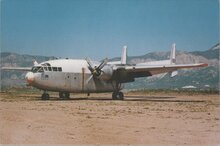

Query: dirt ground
[{"left": 0, "top": 91, "right": 219, "bottom": 145}]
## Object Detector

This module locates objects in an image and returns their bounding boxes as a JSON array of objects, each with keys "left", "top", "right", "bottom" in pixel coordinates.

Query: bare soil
[{"left": 0, "top": 91, "right": 219, "bottom": 145}]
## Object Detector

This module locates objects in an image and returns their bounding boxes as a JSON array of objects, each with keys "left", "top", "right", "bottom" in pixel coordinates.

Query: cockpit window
[
  {"left": 52, "top": 67, "right": 57, "bottom": 71},
  {"left": 48, "top": 67, "right": 52, "bottom": 71},
  {"left": 31, "top": 67, "right": 42, "bottom": 73},
  {"left": 38, "top": 67, "right": 44, "bottom": 72},
  {"left": 45, "top": 63, "right": 51, "bottom": 66},
  {"left": 42, "top": 63, "right": 51, "bottom": 66},
  {"left": 31, "top": 66, "right": 62, "bottom": 72},
  {"left": 43, "top": 67, "right": 48, "bottom": 71}
]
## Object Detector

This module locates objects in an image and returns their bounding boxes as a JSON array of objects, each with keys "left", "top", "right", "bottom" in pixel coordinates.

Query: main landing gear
[
  {"left": 59, "top": 92, "right": 70, "bottom": 100},
  {"left": 112, "top": 82, "right": 124, "bottom": 100},
  {"left": 112, "top": 91, "right": 124, "bottom": 100}
]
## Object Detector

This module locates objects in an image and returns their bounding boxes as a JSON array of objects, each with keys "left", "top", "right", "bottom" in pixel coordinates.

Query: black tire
[
  {"left": 59, "top": 92, "right": 70, "bottom": 100},
  {"left": 41, "top": 94, "right": 45, "bottom": 100},
  {"left": 42, "top": 93, "right": 50, "bottom": 100},
  {"left": 112, "top": 92, "right": 124, "bottom": 100},
  {"left": 64, "top": 92, "right": 70, "bottom": 99},
  {"left": 118, "top": 92, "right": 124, "bottom": 100},
  {"left": 59, "top": 92, "right": 64, "bottom": 99},
  {"left": 45, "top": 93, "right": 50, "bottom": 100},
  {"left": 112, "top": 92, "right": 117, "bottom": 100}
]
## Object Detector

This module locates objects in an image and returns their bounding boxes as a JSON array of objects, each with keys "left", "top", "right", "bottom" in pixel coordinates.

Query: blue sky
[{"left": 1, "top": 0, "right": 219, "bottom": 59}]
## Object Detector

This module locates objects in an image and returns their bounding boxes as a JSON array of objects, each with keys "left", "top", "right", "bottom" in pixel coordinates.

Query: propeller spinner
[
  {"left": 85, "top": 58, "right": 108, "bottom": 83},
  {"left": 86, "top": 58, "right": 108, "bottom": 77}
]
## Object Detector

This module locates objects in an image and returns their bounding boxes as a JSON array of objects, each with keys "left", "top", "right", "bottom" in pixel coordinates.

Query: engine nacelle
[{"left": 98, "top": 65, "right": 113, "bottom": 81}]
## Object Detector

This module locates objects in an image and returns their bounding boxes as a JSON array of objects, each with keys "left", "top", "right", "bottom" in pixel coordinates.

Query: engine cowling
[{"left": 97, "top": 65, "right": 113, "bottom": 81}]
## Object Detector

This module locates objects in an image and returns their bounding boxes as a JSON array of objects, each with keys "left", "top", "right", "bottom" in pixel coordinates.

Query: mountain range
[{"left": 0, "top": 43, "right": 219, "bottom": 90}]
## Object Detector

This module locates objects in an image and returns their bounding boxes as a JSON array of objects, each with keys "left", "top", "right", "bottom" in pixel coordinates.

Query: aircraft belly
[
  {"left": 33, "top": 72, "right": 114, "bottom": 93},
  {"left": 33, "top": 72, "right": 67, "bottom": 91},
  {"left": 84, "top": 74, "right": 114, "bottom": 92},
  {"left": 76, "top": 73, "right": 114, "bottom": 93}
]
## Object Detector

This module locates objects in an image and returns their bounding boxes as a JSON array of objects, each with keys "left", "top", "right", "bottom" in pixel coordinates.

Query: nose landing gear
[
  {"left": 41, "top": 91, "right": 70, "bottom": 100},
  {"left": 59, "top": 92, "right": 70, "bottom": 100},
  {"left": 41, "top": 92, "right": 50, "bottom": 100}
]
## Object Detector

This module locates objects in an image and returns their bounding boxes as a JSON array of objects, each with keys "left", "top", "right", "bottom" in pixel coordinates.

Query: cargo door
[
  {"left": 81, "top": 68, "right": 85, "bottom": 92},
  {"left": 65, "top": 73, "right": 72, "bottom": 89}
]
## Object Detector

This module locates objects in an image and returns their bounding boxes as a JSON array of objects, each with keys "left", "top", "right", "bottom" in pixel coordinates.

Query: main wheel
[
  {"left": 112, "top": 92, "right": 117, "bottom": 100},
  {"left": 118, "top": 92, "right": 124, "bottom": 100},
  {"left": 64, "top": 92, "right": 70, "bottom": 99},
  {"left": 112, "top": 92, "right": 124, "bottom": 100},
  {"left": 59, "top": 92, "right": 63, "bottom": 98}
]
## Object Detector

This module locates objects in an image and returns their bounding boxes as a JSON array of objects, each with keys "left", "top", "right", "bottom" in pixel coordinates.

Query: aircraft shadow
[
  {"left": 123, "top": 95, "right": 205, "bottom": 102},
  {"left": 43, "top": 96, "right": 205, "bottom": 103}
]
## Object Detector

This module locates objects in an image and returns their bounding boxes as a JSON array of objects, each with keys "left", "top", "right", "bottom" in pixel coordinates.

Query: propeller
[{"left": 85, "top": 57, "right": 108, "bottom": 83}]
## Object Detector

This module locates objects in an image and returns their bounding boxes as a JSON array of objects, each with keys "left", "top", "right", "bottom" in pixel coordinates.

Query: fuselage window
[
  {"left": 52, "top": 67, "right": 58, "bottom": 71},
  {"left": 58, "top": 67, "right": 62, "bottom": 72}
]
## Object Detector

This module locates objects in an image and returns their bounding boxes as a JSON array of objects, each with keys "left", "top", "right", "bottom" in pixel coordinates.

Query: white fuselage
[{"left": 26, "top": 59, "right": 118, "bottom": 93}]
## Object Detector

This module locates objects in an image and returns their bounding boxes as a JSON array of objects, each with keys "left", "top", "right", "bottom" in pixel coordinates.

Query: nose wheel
[
  {"left": 41, "top": 92, "right": 50, "bottom": 100},
  {"left": 59, "top": 92, "right": 70, "bottom": 100}
]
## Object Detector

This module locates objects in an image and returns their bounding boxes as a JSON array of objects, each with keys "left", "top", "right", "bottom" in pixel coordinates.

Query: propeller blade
[
  {"left": 85, "top": 57, "right": 108, "bottom": 77},
  {"left": 97, "top": 58, "right": 108, "bottom": 70},
  {"left": 85, "top": 57, "right": 94, "bottom": 70},
  {"left": 85, "top": 75, "right": 93, "bottom": 84}
]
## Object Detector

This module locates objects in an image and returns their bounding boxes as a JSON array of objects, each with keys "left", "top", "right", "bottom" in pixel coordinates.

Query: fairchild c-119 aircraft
[{"left": 2, "top": 44, "right": 208, "bottom": 100}]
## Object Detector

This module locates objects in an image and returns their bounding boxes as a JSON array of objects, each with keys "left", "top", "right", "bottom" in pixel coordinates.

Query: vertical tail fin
[
  {"left": 121, "top": 46, "right": 127, "bottom": 64},
  {"left": 170, "top": 43, "right": 176, "bottom": 64},
  {"left": 170, "top": 43, "right": 178, "bottom": 77}
]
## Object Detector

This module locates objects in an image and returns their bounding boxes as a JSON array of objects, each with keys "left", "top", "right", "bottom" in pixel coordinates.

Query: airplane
[{"left": 1, "top": 44, "right": 208, "bottom": 100}]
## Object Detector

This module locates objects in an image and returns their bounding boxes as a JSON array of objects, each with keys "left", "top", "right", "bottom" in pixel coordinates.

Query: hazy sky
[{"left": 1, "top": 0, "right": 219, "bottom": 59}]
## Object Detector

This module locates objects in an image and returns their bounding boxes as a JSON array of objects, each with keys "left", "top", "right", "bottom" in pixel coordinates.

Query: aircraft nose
[{"left": 25, "top": 72, "right": 35, "bottom": 84}]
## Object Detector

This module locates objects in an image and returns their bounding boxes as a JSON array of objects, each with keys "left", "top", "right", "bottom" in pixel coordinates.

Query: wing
[
  {"left": 112, "top": 63, "right": 208, "bottom": 83},
  {"left": 1, "top": 67, "right": 32, "bottom": 71}
]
